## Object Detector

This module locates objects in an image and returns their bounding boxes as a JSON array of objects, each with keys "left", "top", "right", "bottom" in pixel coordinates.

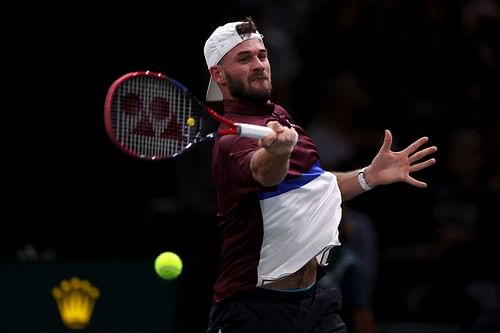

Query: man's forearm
[
  {"left": 334, "top": 166, "right": 374, "bottom": 201},
  {"left": 251, "top": 148, "right": 291, "bottom": 187}
]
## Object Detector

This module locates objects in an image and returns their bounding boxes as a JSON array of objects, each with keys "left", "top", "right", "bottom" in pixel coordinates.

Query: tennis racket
[{"left": 104, "top": 70, "right": 275, "bottom": 160}]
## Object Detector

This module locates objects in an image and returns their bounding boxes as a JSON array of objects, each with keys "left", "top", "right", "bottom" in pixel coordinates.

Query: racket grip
[
  {"left": 237, "top": 123, "right": 273, "bottom": 139},
  {"left": 237, "top": 123, "right": 299, "bottom": 144}
]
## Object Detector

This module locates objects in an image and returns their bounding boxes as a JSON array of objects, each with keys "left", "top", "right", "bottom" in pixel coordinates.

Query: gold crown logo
[{"left": 52, "top": 277, "right": 100, "bottom": 330}]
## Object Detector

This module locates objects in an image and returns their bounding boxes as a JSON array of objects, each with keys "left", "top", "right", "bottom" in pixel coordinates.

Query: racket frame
[{"left": 104, "top": 71, "right": 274, "bottom": 160}]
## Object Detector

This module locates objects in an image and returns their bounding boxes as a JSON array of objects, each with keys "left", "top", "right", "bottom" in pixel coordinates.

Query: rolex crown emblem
[{"left": 52, "top": 277, "right": 100, "bottom": 330}]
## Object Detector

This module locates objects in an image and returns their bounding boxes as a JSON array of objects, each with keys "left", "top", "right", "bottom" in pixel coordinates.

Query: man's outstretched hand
[{"left": 366, "top": 129, "right": 438, "bottom": 188}]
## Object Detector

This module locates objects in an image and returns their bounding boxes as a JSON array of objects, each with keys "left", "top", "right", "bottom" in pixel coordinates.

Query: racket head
[{"left": 104, "top": 71, "right": 206, "bottom": 160}]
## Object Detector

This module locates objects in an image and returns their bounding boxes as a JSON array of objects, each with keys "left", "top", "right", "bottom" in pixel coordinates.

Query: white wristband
[{"left": 357, "top": 167, "right": 374, "bottom": 191}]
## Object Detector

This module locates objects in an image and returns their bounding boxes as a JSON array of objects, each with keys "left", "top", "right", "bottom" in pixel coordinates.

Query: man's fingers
[
  {"left": 406, "top": 176, "right": 428, "bottom": 188},
  {"left": 408, "top": 146, "right": 438, "bottom": 164},
  {"left": 403, "top": 136, "right": 430, "bottom": 156},
  {"left": 409, "top": 158, "right": 436, "bottom": 173}
]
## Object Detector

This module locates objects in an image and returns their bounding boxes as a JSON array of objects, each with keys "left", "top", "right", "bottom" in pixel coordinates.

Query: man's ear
[{"left": 210, "top": 66, "right": 224, "bottom": 83}]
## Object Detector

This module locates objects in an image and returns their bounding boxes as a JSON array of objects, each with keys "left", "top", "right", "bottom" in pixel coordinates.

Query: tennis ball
[
  {"left": 154, "top": 251, "right": 183, "bottom": 280},
  {"left": 186, "top": 117, "right": 196, "bottom": 127}
]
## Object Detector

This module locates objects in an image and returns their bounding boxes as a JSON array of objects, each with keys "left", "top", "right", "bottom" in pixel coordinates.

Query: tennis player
[{"left": 204, "top": 17, "right": 437, "bottom": 333}]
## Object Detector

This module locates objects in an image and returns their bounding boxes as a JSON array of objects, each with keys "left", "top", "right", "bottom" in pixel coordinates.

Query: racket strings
[{"left": 111, "top": 76, "right": 200, "bottom": 159}]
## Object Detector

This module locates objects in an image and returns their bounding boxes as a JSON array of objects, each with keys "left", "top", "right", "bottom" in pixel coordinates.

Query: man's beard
[{"left": 226, "top": 72, "right": 272, "bottom": 104}]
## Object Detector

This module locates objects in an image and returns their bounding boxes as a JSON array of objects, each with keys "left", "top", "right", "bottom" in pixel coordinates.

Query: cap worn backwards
[{"left": 204, "top": 21, "right": 263, "bottom": 102}]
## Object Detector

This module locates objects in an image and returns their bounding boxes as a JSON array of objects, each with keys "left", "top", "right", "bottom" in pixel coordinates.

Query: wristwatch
[{"left": 357, "top": 167, "right": 374, "bottom": 191}]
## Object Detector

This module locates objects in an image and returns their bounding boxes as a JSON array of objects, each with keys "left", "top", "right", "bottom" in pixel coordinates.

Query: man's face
[{"left": 219, "top": 39, "right": 272, "bottom": 103}]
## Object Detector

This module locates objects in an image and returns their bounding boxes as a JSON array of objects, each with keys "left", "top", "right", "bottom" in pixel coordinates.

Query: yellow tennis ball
[
  {"left": 186, "top": 117, "right": 196, "bottom": 127},
  {"left": 154, "top": 251, "right": 183, "bottom": 280}
]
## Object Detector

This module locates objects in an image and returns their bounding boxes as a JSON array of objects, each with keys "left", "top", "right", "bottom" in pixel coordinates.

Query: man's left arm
[{"left": 333, "top": 130, "right": 437, "bottom": 201}]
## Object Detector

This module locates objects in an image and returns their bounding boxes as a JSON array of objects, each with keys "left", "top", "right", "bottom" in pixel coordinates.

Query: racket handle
[
  {"left": 237, "top": 123, "right": 273, "bottom": 139},
  {"left": 236, "top": 123, "right": 299, "bottom": 144}
]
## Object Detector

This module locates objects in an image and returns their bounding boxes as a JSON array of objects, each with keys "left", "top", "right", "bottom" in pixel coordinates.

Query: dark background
[{"left": 4, "top": 1, "right": 500, "bottom": 332}]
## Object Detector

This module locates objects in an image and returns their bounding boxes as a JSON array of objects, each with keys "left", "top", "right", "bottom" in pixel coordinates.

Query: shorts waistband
[{"left": 244, "top": 283, "right": 317, "bottom": 303}]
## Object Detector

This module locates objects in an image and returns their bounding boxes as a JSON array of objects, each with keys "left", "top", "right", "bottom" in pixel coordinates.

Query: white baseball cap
[{"left": 203, "top": 21, "right": 264, "bottom": 102}]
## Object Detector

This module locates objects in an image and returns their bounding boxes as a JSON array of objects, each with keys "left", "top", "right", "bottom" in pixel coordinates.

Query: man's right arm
[{"left": 250, "top": 121, "right": 297, "bottom": 187}]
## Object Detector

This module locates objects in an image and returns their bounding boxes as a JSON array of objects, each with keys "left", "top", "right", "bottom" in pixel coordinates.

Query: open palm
[{"left": 370, "top": 130, "right": 437, "bottom": 188}]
